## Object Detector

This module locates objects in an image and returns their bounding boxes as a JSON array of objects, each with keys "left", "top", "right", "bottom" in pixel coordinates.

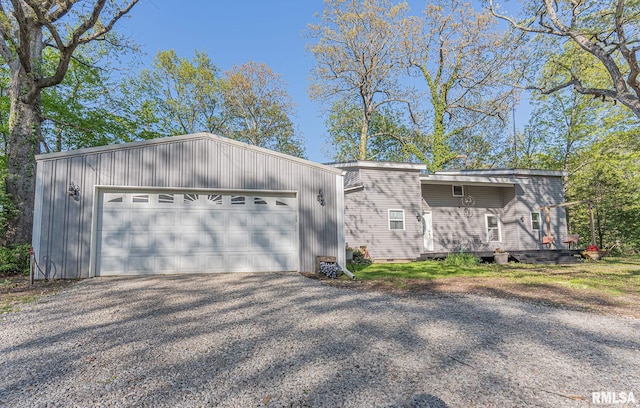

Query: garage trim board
[{"left": 90, "top": 186, "right": 299, "bottom": 276}]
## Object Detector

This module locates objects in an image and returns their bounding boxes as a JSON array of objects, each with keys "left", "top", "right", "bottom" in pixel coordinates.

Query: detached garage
[{"left": 31, "top": 133, "right": 345, "bottom": 279}]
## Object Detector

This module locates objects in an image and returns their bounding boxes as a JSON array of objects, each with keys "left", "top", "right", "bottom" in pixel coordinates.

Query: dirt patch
[
  {"left": 0, "top": 274, "right": 78, "bottom": 313},
  {"left": 307, "top": 274, "right": 640, "bottom": 319}
]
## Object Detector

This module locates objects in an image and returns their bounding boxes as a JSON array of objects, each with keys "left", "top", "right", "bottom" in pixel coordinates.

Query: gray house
[
  {"left": 334, "top": 161, "right": 568, "bottom": 261},
  {"left": 31, "top": 133, "right": 345, "bottom": 279}
]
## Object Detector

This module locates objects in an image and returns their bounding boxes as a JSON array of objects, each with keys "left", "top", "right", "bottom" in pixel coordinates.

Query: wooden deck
[{"left": 418, "top": 249, "right": 584, "bottom": 264}]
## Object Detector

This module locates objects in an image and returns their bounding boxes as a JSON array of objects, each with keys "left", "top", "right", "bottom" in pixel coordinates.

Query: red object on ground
[{"left": 586, "top": 245, "right": 599, "bottom": 251}]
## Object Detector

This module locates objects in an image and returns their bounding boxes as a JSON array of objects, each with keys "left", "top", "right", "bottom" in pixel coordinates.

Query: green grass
[{"left": 350, "top": 256, "right": 640, "bottom": 296}]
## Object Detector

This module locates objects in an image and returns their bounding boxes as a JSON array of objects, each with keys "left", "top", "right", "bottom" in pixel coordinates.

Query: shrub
[
  {"left": 351, "top": 249, "right": 372, "bottom": 266},
  {"left": 443, "top": 252, "right": 480, "bottom": 267},
  {"left": 0, "top": 244, "right": 31, "bottom": 276}
]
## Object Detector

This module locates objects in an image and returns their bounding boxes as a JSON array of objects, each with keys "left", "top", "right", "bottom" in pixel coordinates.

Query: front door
[{"left": 422, "top": 212, "right": 434, "bottom": 251}]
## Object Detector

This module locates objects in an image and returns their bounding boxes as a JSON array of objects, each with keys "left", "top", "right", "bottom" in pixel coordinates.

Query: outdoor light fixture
[
  {"left": 317, "top": 189, "right": 325, "bottom": 206},
  {"left": 68, "top": 181, "right": 80, "bottom": 200},
  {"left": 416, "top": 213, "right": 422, "bottom": 221}
]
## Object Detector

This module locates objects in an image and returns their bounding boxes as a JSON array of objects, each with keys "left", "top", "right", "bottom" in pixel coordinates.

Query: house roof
[
  {"left": 420, "top": 174, "right": 517, "bottom": 187},
  {"left": 421, "top": 168, "right": 564, "bottom": 187},
  {"left": 328, "top": 160, "right": 427, "bottom": 171},
  {"left": 35, "top": 132, "right": 343, "bottom": 175},
  {"left": 434, "top": 168, "right": 565, "bottom": 177}
]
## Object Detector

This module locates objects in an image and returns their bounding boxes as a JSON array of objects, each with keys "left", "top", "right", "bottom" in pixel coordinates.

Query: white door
[
  {"left": 96, "top": 191, "right": 298, "bottom": 275},
  {"left": 422, "top": 212, "right": 434, "bottom": 251}
]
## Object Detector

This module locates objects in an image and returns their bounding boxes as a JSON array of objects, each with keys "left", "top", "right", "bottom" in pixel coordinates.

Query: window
[
  {"left": 452, "top": 185, "right": 464, "bottom": 197},
  {"left": 231, "top": 196, "right": 245, "bottom": 205},
  {"left": 485, "top": 214, "right": 501, "bottom": 242},
  {"left": 254, "top": 197, "right": 267, "bottom": 205},
  {"left": 132, "top": 194, "right": 149, "bottom": 203},
  {"left": 388, "top": 209, "right": 405, "bottom": 230},
  {"left": 158, "top": 194, "right": 174, "bottom": 204},
  {"left": 531, "top": 212, "right": 541, "bottom": 230}
]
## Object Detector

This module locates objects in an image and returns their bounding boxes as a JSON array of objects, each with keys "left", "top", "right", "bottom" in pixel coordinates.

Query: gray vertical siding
[
  {"left": 343, "top": 167, "right": 423, "bottom": 260},
  {"left": 422, "top": 175, "right": 567, "bottom": 253},
  {"left": 32, "top": 133, "right": 343, "bottom": 278}
]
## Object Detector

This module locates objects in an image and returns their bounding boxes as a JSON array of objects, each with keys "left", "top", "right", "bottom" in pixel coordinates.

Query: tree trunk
[{"left": 2, "top": 71, "right": 42, "bottom": 246}]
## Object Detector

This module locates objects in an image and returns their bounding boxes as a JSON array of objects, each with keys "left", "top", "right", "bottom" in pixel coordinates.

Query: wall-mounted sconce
[
  {"left": 68, "top": 181, "right": 80, "bottom": 201},
  {"left": 317, "top": 189, "right": 325, "bottom": 206},
  {"left": 416, "top": 213, "right": 422, "bottom": 221}
]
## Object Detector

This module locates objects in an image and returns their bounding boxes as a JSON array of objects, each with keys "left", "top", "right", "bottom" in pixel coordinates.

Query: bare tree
[
  {"left": 0, "top": 0, "right": 138, "bottom": 245},
  {"left": 307, "top": 0, "right": 416, "bottom": 160},
  {"left": 489, "top": 0, "right": 640, "bottom": 119}
]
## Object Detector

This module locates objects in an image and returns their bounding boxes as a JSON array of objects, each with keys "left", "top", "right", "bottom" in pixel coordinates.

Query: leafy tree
[
  {"left": 489, "top": 0, "right": 640, "bottom": 119},
  {"left": 326, "top": 100, "right": 420, "bottom": 162},
  {"left": 568, "top": 131, "right": 640, "bottom": 252},
  {"left": 123, "top": 50, "right": 227, "bottom": 137},
  {"left": 0, "top": 0, "right": 139, "bottom": 246},
  {"left": 223, "top": 62, "right": 304, "bottom": 157},
  {"left": 308, "top": 0, "right": 416, "bottom": 160}
]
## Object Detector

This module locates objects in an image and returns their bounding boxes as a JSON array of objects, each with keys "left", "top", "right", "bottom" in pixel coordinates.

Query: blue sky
[{"left": 120, "top": 1, "right": 529, "bottom": 163}]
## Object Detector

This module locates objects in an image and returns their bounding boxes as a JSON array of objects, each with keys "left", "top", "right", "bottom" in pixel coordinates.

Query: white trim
[
  {"left": 336, "top": 174, "right": 346, "bottom": 267},
  {"left": 388, "top": 209, "right": 405, "bottom": 231},
  {"left": 485, "top": 214, "right": 502, "bottom": 242},
  {"left": 434, "top": 169, "right": 564, "bottom": 177},
  {"left": 344, "top": 184, "right": 364, "bottom": 193},
  {"left": 422, "top": 211, "right": 434, "bottom": 251},
  {"left": 330, "top": 160, "right": 426, "bottom": 171},
  {"left": 35, "top": 133, "right": 343, "bottom": 176},
  {"left": 31, "top": 163, "right": 44, "bottom": 279},
  {"left": 421, "top": 174, "right": 516, "bottom": 187},
  {"left": 531, "top": 212, "right": 541, "bottom": 231},
  {"left": 452, "top": 185, "right": 464, "bottom": 197}
]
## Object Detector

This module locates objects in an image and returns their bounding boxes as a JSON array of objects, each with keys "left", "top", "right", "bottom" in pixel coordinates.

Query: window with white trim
[
  {"left": 388, "top": 209, "right": 405, "bottom": 230},
  {"left": 531, "top": 212, "right": 541, "bottom": 231},
  {"left": 452, "top": 185, "right": 464, "bottom": 197},
  {"left": 485, "top": 214, "right": 501, "bottom": 242}
]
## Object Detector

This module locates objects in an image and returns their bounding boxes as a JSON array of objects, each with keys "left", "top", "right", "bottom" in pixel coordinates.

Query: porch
[{"left": 418, "top": 249, "right": 584, "bottom": 265}]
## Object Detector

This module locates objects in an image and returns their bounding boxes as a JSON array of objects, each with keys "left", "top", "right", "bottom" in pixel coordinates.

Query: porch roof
[{"left": 420, "top": 174, "right": 517, "bottom": 187}]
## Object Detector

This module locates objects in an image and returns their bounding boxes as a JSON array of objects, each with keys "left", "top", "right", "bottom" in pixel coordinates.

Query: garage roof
[{"left": 35, "top": 132, "right": 343, "bottom": 175}]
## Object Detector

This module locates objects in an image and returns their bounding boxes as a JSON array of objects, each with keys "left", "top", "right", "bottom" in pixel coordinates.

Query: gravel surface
[{"left": 1, "top": 273, "right": 638, "bottom": 407}]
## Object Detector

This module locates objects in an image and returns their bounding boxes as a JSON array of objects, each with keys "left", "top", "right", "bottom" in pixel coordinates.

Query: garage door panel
[
  {"left": 180, "top": 234, "right": 202, "bottom": 249},
  {"left": 203, "top": 234, "right": 225, "bottom": 249},
  {"left": 179, "top": 255, "right": 203, "bottom": 271},
  {"left": 227, "top": 213, "right": 248, "bottom": 227},
  {"left": 156, "top": 233, "right": 177, "bottom": 250},
  {"left": 205, "top": 212, "right": 225, "bottom": 227},
  {"left": 130, "top": 234, "right": 151, "bottom": 249},
  {"left": 101, "top": 210, "right": 128, "bottom": 229},
  {"left": 155, "top": 211, "right": 178, "bottom": 227},
  {"left": 227, "top": 233, "right": 248, "bottom": 249},
  {"left": 180, "top": 212, "right": 202, "bottom": 226},
  {"left": 227, "top": 254, "right": 250, "bottom": 271},
  {"left": 128, "top": 256, "right": 153, "bottom": 272},
  {"left": 156, "top": 257, "right": 178, "bottom": 271},
  {"left": 205, "top": 256, "right": 226, "bottom": 271},
  {"left": 274, "top": 231, "right": 296, "bottom": 249},
  {"left": 97, "top": 190, "right": 298, "bottom": 275}
]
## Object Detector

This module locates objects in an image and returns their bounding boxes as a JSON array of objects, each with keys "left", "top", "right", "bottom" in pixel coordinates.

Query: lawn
[{"left": 331, "top": 255, "right": 640, "bottom": 318}]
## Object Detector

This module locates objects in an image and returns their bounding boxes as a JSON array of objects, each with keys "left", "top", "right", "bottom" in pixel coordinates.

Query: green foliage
[
  {"left": 0, "top": 243, "right": 31, "bottom": 275},
  {"left": 124, "top": 51, "right": 305, "bottom": 157},
  {"left": 351, "top": 249, "right": 373, "bottom": 267},
  {"left": 326, "top": 101, "right": 420, "bottom": 162},
  {"left": 567, "top": 130, "right": 640, "bottom": 253},
  {"left": 442, "top": 253, "right": 481, "bottom": 267}
]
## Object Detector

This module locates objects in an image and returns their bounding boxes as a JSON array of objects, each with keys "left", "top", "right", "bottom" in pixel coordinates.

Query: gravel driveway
[{"left": 1, "top": 273, "right": 638, "bottom": 407}]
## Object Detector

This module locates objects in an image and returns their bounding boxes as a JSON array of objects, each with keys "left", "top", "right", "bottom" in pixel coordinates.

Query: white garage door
[{"left": 96, "top": 191, "right": 298, "bottom": 275}]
